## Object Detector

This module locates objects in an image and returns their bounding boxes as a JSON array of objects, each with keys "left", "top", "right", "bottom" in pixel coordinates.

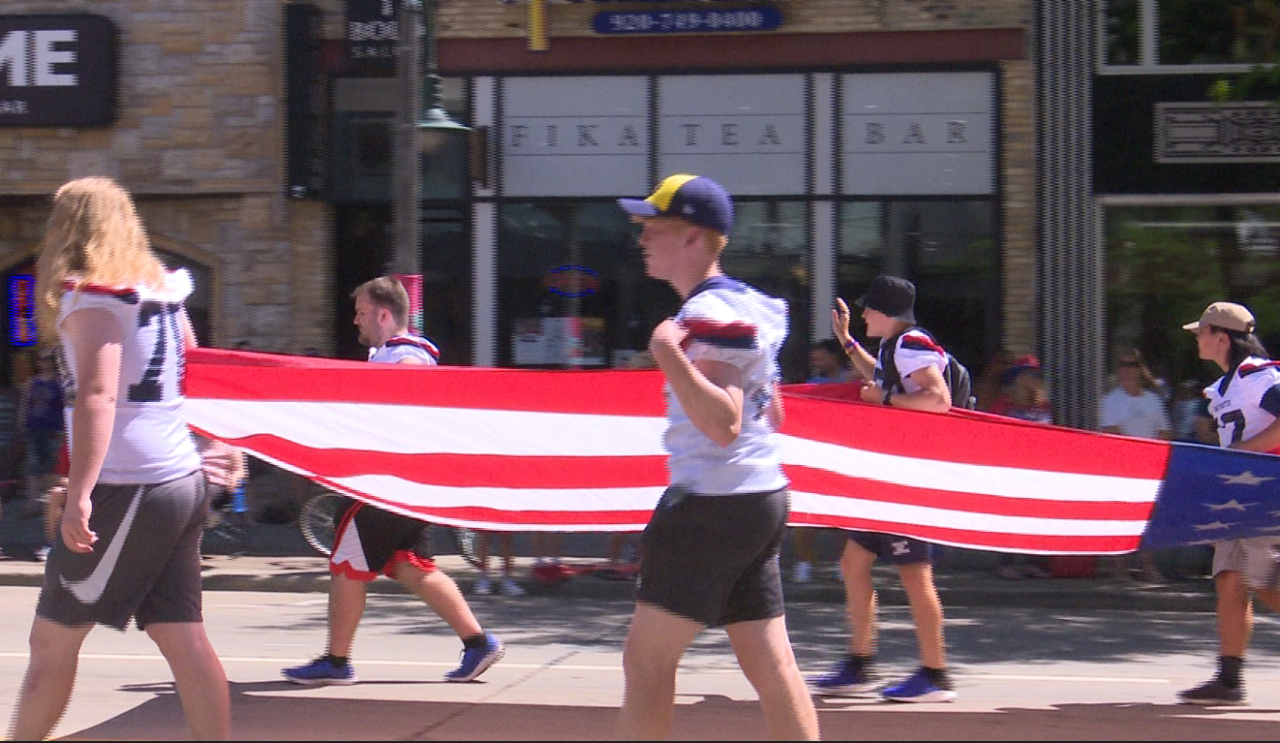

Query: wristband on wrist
[{"left": 843, "top": 338, "right": 860, "bottom": 351}]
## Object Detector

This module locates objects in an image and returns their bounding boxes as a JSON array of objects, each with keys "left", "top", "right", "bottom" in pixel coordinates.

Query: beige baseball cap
[{"left": 1182, "top": 301, "right": 1255, "bottom": 333}]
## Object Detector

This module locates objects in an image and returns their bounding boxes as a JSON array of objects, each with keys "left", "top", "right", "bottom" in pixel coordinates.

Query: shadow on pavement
[{"left": 57, "top": 681, "right": 1280, "bottom": 741}]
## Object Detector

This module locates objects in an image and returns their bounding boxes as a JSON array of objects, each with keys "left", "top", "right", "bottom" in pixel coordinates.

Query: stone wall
[
  {"left": 0, "top": 0, "right": 332, "bottom": 355},
  {"left": 0, "top": 0, "right": 1035, "bottom": 359}
]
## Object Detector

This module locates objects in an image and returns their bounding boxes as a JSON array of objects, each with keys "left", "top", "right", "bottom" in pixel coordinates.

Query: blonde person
[
  {"left": 9, "top": 177, "right": 230, "bottom": 740},
  {"left": 615, "top": 174, "right": 818, "bottom": 740}
]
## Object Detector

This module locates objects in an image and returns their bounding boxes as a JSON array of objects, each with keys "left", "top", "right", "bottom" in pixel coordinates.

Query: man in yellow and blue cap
[{"left": 613, "top": 174, "right": 819, "bottom": 740}]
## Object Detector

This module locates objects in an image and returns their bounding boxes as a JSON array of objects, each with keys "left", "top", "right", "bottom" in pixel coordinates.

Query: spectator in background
[
  {"left": 1098, "top": 348, "right": 1172, "bottom": 583},
  {"left": 473, "top": 531, "right": 525, "bottom": 597},
  {"left": 973, "top": 348, "right": 1014, "bottom": 413},
  {"left": 807, "top": 338, "right": 856, "bottom": 385},
  {"left": 990, "top": 355, "right": 1054, "bottom": 580},
  {"left": 18, "top": 349, "right": 65, "bottom": 561},
  {"left": 18, "top": 350, "right": 64, "bottom": 496},
  {"left": 788, "top": 339, "right": 858, "bottom": 584},
  {"left": 1171, "top": 377, "right": 1216, "bottom": 445}
]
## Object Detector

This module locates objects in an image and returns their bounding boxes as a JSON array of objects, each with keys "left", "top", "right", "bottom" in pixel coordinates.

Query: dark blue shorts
[{"left": 846, "top": 531, "right": 934, "bottom": 565}]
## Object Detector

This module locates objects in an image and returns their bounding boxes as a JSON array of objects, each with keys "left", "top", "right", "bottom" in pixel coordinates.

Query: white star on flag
[
  {"left": 1193, "top": 521, "right": 1238, "bottom": 531},
  {"left": 1217, "top": 471, "right": 1275, "bottom": 486},
  {"left": 1205, "top": 500, "right": 1255, "bottom": 511}
]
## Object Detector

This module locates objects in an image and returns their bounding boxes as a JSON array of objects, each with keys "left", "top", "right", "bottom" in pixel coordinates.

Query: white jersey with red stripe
[
  {"left": 58, "top": 269, "right": 200, "bottom": 484},
  {"left": 1204, "top": 356, "right": 1280, "bottom": 451},
  {"left": 874, "top": 328, "right": 949, "bottom": 394},
  {"left": 368, "top": 333, "right": 440, "bottom": 365},
  {"left": 666, "top": 275, "right": 788, "bottom": 495}
]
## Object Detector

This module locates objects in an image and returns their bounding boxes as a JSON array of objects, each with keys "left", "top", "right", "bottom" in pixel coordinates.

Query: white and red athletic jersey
[
  {"left": 1204, "top": 356, "right": 1280, "bottom": 452},
  {"left": 58, "top": 269, "right": 200, "bottom": 484},
  {"left": 874, "top": 328, "right": 949, "bottom": 394},
  {"left": 666, "top": 275, "right": 789, "bottom": 495},
  {"left": 368, "top": 333, "right": 440, "bottom": 365}
]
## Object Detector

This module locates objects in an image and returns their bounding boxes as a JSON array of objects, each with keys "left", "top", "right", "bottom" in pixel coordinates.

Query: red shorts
[{"left": 55, "top": 442, "right": 70, "bottom": 476}]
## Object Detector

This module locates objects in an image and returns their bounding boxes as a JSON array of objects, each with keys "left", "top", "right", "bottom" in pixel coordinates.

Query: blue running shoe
[
  {"left": 880, "top": 667, "right": 957, "bottom": 703},
  {"left": 445, "top": 633, "right": 505, "bottom": 682},
  {"left": 282, "top": 657, "right": 358, "bottom": 686},
  {"left": 808, "top": 655, "right": 882, "bottom": 696}
]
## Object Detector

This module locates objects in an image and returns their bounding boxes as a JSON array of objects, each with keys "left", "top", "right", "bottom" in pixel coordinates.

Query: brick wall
[{"left": 0, "top": 0, "right": 332, "bottom": 355}]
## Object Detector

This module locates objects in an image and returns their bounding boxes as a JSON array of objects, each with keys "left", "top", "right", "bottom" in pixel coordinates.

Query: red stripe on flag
[
  {"left": 203, "top": 432, "right": 668, "bottom": 488},
  {"left": 187, "top": 348, "right": 666, "bottom": 415},
  {"left": 780, "top": 393, "right": 1171, "bottom": 478},
  {"left": 786, "top": 465, "right": 1155, "bottom": 521}
]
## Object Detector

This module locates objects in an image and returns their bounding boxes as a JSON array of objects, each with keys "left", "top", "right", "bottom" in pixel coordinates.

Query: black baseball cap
[{"left": 856, "top": 275, "right": 916, "bottom": 324}]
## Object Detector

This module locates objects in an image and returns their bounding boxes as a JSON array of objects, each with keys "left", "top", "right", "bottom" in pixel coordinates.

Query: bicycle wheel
[
  {"left": 299, "top": 492, "right": 348, "bottom": 557},
  {"left": 202, "top": 508, "right": 248, "bottom": 557},
  {"left": 451, "top": 527, "right": 482, "bottom": 569}
]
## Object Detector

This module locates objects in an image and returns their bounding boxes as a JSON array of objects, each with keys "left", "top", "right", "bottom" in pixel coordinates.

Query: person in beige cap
[{"left": 1177, "top": 300, "right": 1280, "bottom": 706}]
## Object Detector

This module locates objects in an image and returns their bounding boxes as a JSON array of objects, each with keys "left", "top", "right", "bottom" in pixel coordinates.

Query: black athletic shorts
[
  {"left": 846, "top": 531, "right": 934, "bottom": 565},
  {"left": 37, "top": 471, "right": 209, "bottom": 631},
  {"left": 329, "top": 501, "right": 437, "bottom": 581},
  {"left": 635, "top": 485, "right": 788, "bottom": 627}
]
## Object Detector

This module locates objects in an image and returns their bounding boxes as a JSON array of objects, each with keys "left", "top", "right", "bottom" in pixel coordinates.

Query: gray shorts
[
  {"left": 1212, "top": 536, "right": 1280, "bottom": 591},
  {"left": 36, "top": 471, "right": 209, "bottom": 631},
  {"left": 635, "top": 486, "right": 788, "bottom": 627}
]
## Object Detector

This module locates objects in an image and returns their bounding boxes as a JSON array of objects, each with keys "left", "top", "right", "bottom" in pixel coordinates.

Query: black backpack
[{"left": 878, "top": 327, "right": 977, "bottom": 410}]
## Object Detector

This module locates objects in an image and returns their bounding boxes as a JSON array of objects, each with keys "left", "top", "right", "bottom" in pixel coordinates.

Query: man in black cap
[{"left": 808, "top": 275, "right": 958, "bottom": 703}]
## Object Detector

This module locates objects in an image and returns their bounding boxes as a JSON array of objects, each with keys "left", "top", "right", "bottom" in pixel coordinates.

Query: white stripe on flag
[
  {"left": 779, "top": 435, "right": 1163, "bottom": 503},
  {"left": 186, "top": 399, "right": 669, "bottom": 456}
]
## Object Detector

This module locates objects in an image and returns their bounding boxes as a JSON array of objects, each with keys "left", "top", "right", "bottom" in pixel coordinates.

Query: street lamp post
[{"left": 392, "top": 0, "right": 470, "bottom": 315}]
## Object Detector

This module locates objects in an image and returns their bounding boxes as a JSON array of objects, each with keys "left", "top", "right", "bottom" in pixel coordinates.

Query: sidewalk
[{"left": 0, "top": 499, "right": 1217, "bottom": 613}]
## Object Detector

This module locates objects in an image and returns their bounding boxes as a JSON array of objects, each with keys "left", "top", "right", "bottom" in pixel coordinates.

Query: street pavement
[{"left": 5, "top": 499, "right": 1280, "bottom": 740}]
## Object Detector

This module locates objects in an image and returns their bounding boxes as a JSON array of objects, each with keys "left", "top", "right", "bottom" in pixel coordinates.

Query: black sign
[
  {"left": 0, "top": 14, "right": 118, "bottom": 127},
  {"left": 286, "top": 3, "right": 328, "bottom": 199},
  {"left": 345, "top": 0, "right": 399, "bottom": 75}
]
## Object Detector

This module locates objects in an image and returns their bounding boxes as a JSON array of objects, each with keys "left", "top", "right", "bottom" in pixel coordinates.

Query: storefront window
[
  {"left": 836, "top": 200, "right": 998, "bottom": 370},
  {"left": 720, "top": 201, "right": 810, "bottom": 383},
  {"left": 1159, "top": 0, "right": 1274, "bottom": 65},
  {"left": 1104, "top": 203, "right": 1280, "bottom": 389},
  {"left": 498, "top": 202, "right": 676, "bottom": 369},
  {"left": 420, "top": 208, "right": 472, "bottom": 365},
  {"left": 1103, "top": 0, "right": 1141, "bottom": 66},
  {"left": 1103, "top": 0, "right": 1276, "bottom": 67}
]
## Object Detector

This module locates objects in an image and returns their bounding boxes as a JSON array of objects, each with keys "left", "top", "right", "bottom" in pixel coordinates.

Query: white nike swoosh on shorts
[{"left": 60, "top": 486, "right": 145, "bottom": 605}]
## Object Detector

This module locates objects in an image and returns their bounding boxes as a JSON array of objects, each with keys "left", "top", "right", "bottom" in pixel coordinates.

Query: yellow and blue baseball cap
[{"left": 617, "top": 174, "right": 734, "bottom": 234}]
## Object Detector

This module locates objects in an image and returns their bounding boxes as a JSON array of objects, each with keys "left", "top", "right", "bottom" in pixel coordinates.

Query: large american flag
[{"left": 185, "top": 348, "right": 1280, "bottom": 555}]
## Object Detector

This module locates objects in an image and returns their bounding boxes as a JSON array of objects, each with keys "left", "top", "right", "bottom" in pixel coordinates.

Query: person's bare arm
[
  {"left": 61, "top": 308, "right": 124, "bottom": 553},
  {"left": 886, "top": 363, "right": 952, "bottom": 412},
  {"left": 831, "top": 298, "right": 876, "bottom": 382},
  {"left": 649, "top": 319, "right": 744, "bottom": 447}
]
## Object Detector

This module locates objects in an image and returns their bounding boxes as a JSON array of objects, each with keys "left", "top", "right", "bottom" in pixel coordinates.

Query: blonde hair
[{"left": 34, "top": 177, "right": 165, "bottom": 338}]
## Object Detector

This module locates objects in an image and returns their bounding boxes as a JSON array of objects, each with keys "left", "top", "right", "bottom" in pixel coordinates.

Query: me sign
[{"left": 0, "top": 15, "right": 118, "bottom": 127}]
